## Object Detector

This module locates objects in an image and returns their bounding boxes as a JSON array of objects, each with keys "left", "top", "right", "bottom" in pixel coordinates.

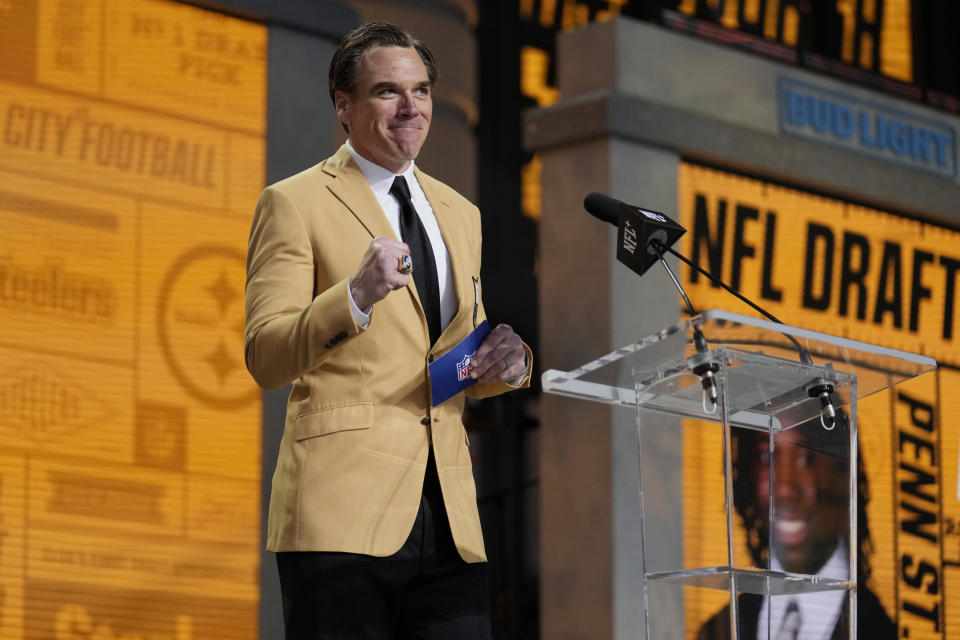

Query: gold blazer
[{"left": 244, "top": 145, "right": 531, "bottom": 562}]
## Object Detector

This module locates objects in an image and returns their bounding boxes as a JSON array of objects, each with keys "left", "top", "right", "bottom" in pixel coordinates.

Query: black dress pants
[{"left": 276, "top": 450, "right": 491, "bottom": 639}]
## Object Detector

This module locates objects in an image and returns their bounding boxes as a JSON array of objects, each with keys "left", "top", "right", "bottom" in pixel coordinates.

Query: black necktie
[
  {"left": 775, "top": 600, "right": 801, "bottom": 640},
  {"left": 390, "top": 175, "right": 441, "bottom": 345}
]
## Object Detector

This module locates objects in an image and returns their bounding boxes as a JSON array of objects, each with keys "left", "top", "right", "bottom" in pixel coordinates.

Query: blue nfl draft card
[{"left": 429, "top": 320, "right": 491, "bottom": 407}]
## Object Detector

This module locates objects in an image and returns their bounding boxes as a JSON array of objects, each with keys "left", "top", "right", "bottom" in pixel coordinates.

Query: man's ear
[{"left": 334, "top": 91, "right": 350, "bottom": 123}]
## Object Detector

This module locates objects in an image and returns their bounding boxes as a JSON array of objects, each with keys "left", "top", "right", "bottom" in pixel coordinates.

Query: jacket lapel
[
  {"left": 323, "top": 146, "right": 397, "bottom": 242},
  {"left": 416, "top": 168, "right": 466, "bottom": 351},
  {"left": 324, "top": 146, "right": 430, "bottom": 341},
  {"left": 323, "top": 149, "right": 469, "bottom": 353}
]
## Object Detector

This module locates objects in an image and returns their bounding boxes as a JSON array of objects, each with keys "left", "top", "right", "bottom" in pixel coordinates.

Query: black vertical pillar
[
  {"left": 477, "top": 2, "right": 539, "bottom": 638},
  {"left": 913, "top": 0, "right": 960, "bottom": 97},
  {"left": 477, "top": 0, "right": 537, "bottom": 358}
]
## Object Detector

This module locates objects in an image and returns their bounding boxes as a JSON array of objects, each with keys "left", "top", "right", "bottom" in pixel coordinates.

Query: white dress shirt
[
  {"left": 345, "top": 140, "right": 457, "bottom": 331},
  {"left": 756, "top": 543, "right": 848, "bottom": 639},
  {"left": 343, "top": 142, "right": 529, "bottom": 385}
]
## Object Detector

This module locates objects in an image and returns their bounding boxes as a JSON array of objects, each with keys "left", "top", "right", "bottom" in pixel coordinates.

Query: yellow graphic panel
[
  {"left": 35, "top": 0, "right": 104, "bottom": 95},
  {"left": 942, "top": 369, "right": 960, "bottom": 567},
  {"left": 859, "top": 390, "right": 898, "bottom": 622},
  {"left": 0, "top": 456, "right": 26, "bottom": 640},
  {"left": 102, "top": 0, "right": 266, "bottom": 133},
  {"left": 672, "top": 0, "right": 913, "bottom": 82},
  {"left": 947, "top": 567, "right": 960, "bottom": 640},
  {"left": 0, "top": 0, "right": 264, "bottom": 637},
  {"left": 0, "top": 81, "right": 241, "bottom": 214},
  {"left": 893, "top": 374, "right": 942, "bottom": 640},
  {"left": 679, "top": 163, "right": 960, "bottom": 638},
  {"left": 677, "top": 163, "right": 960, "bottom": 364}
]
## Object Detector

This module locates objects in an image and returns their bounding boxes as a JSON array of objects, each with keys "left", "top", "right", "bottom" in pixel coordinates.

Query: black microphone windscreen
[{"left": 583, "top": 192, "right": 621, "bottom": 226}]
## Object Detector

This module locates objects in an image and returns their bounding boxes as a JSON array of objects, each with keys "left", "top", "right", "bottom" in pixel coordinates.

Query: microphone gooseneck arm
[
  {"left": 651, "top": 239, "right": 836, "bottom": 428},
  {"left": 650, "top": 239, "right": 813, "bottom": 365},
  {"left": 658, "top": 254, "right": 696, "bottom": 317},
  {"left": 655, "top": 251, "right": 719, "bottom": 409},
  {"left": 584, "top": 191, "right": 833, "bottom": 427}
]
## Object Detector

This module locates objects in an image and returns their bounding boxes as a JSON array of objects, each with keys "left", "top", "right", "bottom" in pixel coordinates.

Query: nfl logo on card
[{"left": 457, "top": 351, "right": 475, "bottom": 381}]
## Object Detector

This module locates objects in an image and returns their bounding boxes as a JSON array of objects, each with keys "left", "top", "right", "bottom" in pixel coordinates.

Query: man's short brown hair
[{"left": 329, "top": 21, "right": 439, "bottom": 104}]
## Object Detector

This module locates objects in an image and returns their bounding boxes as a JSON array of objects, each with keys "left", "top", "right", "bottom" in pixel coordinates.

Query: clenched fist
[{"left": 350, "top": 237, "right": 412, "bottom": 311}]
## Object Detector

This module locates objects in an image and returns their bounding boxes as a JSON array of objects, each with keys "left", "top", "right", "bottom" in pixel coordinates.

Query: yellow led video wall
[
  {"left": 0, "top": 0, "right": 265, "bottom": 637},
  {"left": 678, "top": 163, "right": 960, "bottom": 639}
]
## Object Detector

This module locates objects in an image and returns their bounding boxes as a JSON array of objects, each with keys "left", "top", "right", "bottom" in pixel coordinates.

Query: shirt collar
[
  {"left": 771, "top": 540, "right": 849, "bottom": 580},
  {"left": 345, "top": 140, "right": 417, "bottom": 197}
]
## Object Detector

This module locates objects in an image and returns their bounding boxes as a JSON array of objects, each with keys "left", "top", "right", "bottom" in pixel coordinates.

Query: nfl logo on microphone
[{"left": 457, "top": 351, "right": 476, "bottom": 381}]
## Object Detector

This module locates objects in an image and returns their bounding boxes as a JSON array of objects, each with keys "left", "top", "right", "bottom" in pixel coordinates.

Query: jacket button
[
  {"left": 324, "top": 342, "right": 333, "bottom": 349},
  {"left": 337, "top": 331, "right": 347, "bottom": 339},
  {"left": 420, "top": 417, "right": 431, "bottom": 426}
]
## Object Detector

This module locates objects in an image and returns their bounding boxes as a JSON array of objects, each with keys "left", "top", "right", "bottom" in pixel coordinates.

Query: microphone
[
  {"left": 582, "top": 192, "right": 835, "bottom": 426},
  {"left": 584, "top": 193, "right": 719, "bottom": 408},
  {"left": 583, "top": 192, "right": 620, "bottom": 225},
  {"left": 584, "top": 193, "right": 686, "bottom": 277}
]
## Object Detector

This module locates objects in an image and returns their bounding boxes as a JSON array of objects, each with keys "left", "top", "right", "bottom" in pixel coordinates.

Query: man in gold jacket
[{"left": 244, "top": 21, "right": 531, "bottom": 639}]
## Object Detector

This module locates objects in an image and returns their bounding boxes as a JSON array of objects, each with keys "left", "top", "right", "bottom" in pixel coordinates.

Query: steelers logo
[{"left": 157, "top": 245, "right": 257, "bottom": 408}]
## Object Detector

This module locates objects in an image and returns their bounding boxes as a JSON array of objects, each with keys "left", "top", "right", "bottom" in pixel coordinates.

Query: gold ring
[{"left": 397, "top": 254, "right": 412, "bottom": 274}]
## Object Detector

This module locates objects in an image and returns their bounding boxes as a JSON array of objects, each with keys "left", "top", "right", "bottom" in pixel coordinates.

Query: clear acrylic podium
[{"left": 542, "top": 310, "right": 936, "bottom": 639}]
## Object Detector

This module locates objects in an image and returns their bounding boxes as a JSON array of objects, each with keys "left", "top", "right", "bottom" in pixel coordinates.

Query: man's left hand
[{"left": 469, "top": 324, "right": 526, "bottom": 384}]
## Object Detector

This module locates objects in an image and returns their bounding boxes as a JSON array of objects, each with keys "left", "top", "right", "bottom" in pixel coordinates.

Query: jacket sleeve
[
  {"left": 243, "top": 186, "right": 361, "bottom": 390},
  {"left": 463, "top": 202, "right": 533, "bottom": 399}
]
